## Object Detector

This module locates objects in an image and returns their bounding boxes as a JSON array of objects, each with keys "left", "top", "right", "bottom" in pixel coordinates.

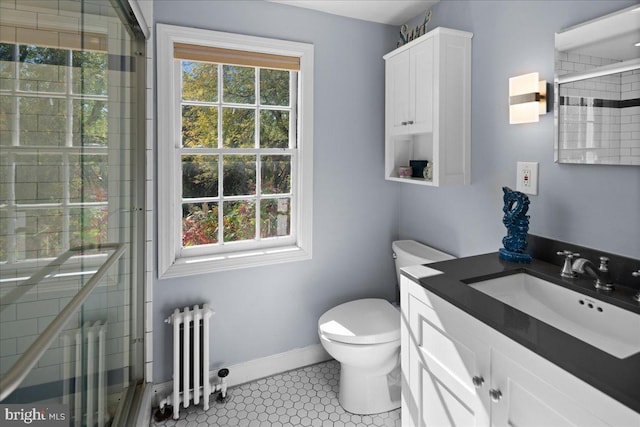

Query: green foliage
[
  {"left": 260, "top": 69, "right": 289, "bottom": 106},
  {"left": 223, "top": 155, "right": 256, "bottom": 196},
  {"left": 223, "top": 201, "right": 255, "bottom": 242},
  {"left": 182, "top": 155, "right": 218, "bottom": 198},
  {"left": 183, "top": 203, "right": 219, "bottom": 246},
  {"left": 260, "top": 110, "right": 289, "bottom": 148},
  {"left": 180, "top": 60, "right": 296, "bottom": 248},
  {"left": 182, "top": 61, "right": 217, "bottom": 102},
  {"left": 261, "top": 155, "right": 290, "bottom": 194},
  {"left": 182, "top": 105, "right": 218, "bottom": 148},
  {"left": 0, "top": 43, "right": 13, "bottom": 61},
  {"left": 223, "top": 65, "right": 254, "bottom": 104},
  {"left": 260, "top": 198, "right": 290, "bottom": 238},
  {"left": 69, "top": 208, "right": 108, "bottom": 248},
  {"left": 20, "top": 45, "right": 67, "bottom": 65},
  {"left": 72, "top": 50, "right": 107, "bottom": 96},
  {"left": 222, "top": 107, "right": 254, "bottom": 148}
]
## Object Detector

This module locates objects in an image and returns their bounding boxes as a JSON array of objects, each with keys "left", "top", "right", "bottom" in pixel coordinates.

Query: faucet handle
[
  {"left": 633, "top": 270, "right": 640, "bottom": 303},
  {"left": 557, "top": 250, "right": 580, "bottom": 258},
  {"left": 557, "top": 250, "right": 580, "bottom": 278},
  {"left": 598, "top": 256, "right": 609, "bottom": 271}
]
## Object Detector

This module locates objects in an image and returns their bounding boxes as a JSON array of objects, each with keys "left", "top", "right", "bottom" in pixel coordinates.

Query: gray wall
[
  {"left": 399, "top": 0, "right": 640, "bottom": 260},
  {"left": 152, "top": 0, "right": 640, "bottom": 383},
  {"left": 153, "top": 1, "right": 399, "bottom": 383}
]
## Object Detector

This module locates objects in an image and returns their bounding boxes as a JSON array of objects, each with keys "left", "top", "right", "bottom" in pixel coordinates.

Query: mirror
[{"left": 554, "top": 5, "right": 640, "bottom": 165}]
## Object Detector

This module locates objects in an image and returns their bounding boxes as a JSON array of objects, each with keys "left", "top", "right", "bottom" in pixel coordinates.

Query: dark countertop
[{"left": 415, "top": 252, "right": 640, "bottom": 414}]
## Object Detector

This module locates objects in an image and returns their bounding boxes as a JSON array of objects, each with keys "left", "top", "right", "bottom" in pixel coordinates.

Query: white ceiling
[{"left": 268, "top": 0, "right": 439, "bottom": 26}]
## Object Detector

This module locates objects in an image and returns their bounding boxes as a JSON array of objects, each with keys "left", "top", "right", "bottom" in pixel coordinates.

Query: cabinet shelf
[
  {"left": 386, "top": 176, "right": 434, "bottom": 186},
  {"left": 384, "top": 27, "right": 472, "bottom": 187}
]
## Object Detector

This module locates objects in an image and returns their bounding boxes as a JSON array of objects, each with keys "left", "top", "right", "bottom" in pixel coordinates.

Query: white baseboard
[
  {"left": 223, "top": 343, "right": 331, "bottom": 387},
  {"left": 151, "top": 343, "right": 331, "bottom": 407}
]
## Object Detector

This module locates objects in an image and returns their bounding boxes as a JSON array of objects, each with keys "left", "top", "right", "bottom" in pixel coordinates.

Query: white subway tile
[
  {"left": 38, "top": 347, "right": 63, "bottom": 368},
  {"left": 15, "top": 334, "right": 38, "bottom": 354},
  {"left": 145, "top": 330, "right": 153, "bottom": 363},
  {"left": 145, "top": 301, "right": 153, "bottom": 333},
  {"left": 145, "top": 361, "right": 153, "bottom": 382},
  {"left": 145, "top": 271, "right": 153, "bottom": 303},
  {"left": 21, "top": 365, "right": 60, "bottom": 387},
  {"left": 0, "top": 318, "right": 38, "bottom": 338},
  {"left": 0, "top": 354, "right": 20, "bottom": 374},
  {"left": 0, "top": 338, "right": 17, "bottom": 357},
  {"left": 0, "top": 304, "right": 17, "bottom": 322}
]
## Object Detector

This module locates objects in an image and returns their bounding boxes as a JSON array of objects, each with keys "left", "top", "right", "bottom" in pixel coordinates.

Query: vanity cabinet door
[
  {"left": 401, "top": 276, "right": 490, "bottom": 427},
  {"left": 489, "top": 349, "right": 613, "bottom": 427}
]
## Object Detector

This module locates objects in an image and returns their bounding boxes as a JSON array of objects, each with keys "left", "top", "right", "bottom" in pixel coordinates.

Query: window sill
[{"left": 158, "top": 245, "right": 311, "bottom": 279}]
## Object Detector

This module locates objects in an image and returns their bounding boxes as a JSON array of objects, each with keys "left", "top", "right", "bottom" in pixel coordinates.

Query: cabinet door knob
[
  {"left": 472, "top": 376, "right": 484, "bottom": 388},
  {"left": 407, "top": 120, "right": 414, "bottom": 125},
  {"left": 489, "top": 388, "right": 502, "bottom": 402},
  {"left": 401, "top": 121, "right": 408, "bottom": 125}
]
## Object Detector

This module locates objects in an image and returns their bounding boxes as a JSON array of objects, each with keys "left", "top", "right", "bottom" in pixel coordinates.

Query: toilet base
[{"left": 338, "top": 361, "right": 401, "bottom": 415}]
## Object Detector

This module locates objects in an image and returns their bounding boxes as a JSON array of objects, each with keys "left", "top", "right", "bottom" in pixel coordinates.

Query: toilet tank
[{"left": 392, "top": 240, "right": 455, "bottom": 285}]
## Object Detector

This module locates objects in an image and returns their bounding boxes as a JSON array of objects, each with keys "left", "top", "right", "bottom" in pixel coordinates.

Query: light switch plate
[{"left": 516, "top": 161, "right": 538, "bottom": 195}]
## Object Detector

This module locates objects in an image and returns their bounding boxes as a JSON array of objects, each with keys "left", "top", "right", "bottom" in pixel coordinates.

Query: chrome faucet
[
  {"left": 632, "top": 270, "right": 640, "bottom": 303},
  {"left": 557, "top": 250, "right": 580, "bottom": 278},
  {"left": 572, "top": 256, "right": 614, "bottom": 291}
]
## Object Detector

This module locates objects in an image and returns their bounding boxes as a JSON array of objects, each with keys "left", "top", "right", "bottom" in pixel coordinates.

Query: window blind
[
  {"left": 0, "top": 27, "right": 107, "bottom": 52},
  {"left": 174, "top": 42, "right": 300, "bottom": 71}
]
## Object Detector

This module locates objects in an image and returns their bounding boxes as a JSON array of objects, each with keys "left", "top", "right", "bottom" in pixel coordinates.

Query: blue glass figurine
[{"left": 499, "top": 186, "right": 532, "bottom": 263}]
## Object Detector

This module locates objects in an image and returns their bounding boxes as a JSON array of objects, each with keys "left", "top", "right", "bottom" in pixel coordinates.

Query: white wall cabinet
[
  {"left": 387, "top": 38, "right": 434, "bottom": 136},
  {"left": 384, "top": 28, "right": 472, "bottom": 186},
  {"left": 400, "top": 275, "right": 639, "bottom": 427}
]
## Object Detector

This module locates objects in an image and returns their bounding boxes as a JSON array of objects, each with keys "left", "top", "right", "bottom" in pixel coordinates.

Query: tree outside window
[{"left": 179, "top": 61, "right": 294, "bottom": 249}]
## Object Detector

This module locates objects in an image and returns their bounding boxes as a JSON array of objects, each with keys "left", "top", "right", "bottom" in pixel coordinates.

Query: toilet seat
[{"left": 318, "top": 298, "right": 400, "bottom": 345}]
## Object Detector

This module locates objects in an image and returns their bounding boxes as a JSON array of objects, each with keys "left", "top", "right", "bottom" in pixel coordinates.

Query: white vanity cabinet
[
  {"left": 400, "top": 274, "right": 640, "bottom": 427},
  {"left": 384, "top": 28, "right": 472, "bottom": 186},
  {"left": 402, "top": 281, "right": 489, "bottom": 426}
]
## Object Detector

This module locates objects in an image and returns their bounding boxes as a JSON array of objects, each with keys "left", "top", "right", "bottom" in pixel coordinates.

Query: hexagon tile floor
[{"left": 150, "top": 359, "right": 402, "bottom": 427}]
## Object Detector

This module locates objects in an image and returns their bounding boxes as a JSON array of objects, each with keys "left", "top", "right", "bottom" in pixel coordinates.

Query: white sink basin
[{"left": 469, "top": 273, "right": 640, "bottom": 359}]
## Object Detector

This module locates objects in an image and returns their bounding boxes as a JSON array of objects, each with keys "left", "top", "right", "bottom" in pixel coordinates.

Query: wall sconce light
[{"left": 509, "top": 72, "right": 547, "bottom": 124}]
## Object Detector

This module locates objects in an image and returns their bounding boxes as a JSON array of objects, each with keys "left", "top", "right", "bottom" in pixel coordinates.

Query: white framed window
[{"left": 156, "top": 24, "right": 313, "bottom": 278}]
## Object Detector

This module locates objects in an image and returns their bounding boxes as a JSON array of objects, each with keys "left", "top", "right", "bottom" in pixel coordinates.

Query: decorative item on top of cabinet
[
  {"left": 384, "top": 27, "right": 472, "bottom": 186},
  {"left": 397, "top": 10, "right": 432, "bottom": 48}
]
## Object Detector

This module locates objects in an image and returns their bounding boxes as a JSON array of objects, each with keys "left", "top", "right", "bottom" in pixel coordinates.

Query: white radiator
[
  {"left": 62, "top": 320, "right": 107, "bottom": 427},
  {"left": 164, "top": 304, "right": 214, "bottom": 420}
]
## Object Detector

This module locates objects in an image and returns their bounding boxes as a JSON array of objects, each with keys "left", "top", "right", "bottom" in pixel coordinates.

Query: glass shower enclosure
[{"left": 0, "top": 0, "right": 144, "bottom": 425}]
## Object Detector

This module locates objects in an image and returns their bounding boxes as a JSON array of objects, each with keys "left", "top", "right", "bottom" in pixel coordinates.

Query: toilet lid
[{"left": 318, "top": 299, "right": 400, "bottom": 345}]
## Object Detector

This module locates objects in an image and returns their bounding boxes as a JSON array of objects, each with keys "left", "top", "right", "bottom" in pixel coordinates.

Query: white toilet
[{"left": 318, "top": 240, "right": 454, "bottom": 415}]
